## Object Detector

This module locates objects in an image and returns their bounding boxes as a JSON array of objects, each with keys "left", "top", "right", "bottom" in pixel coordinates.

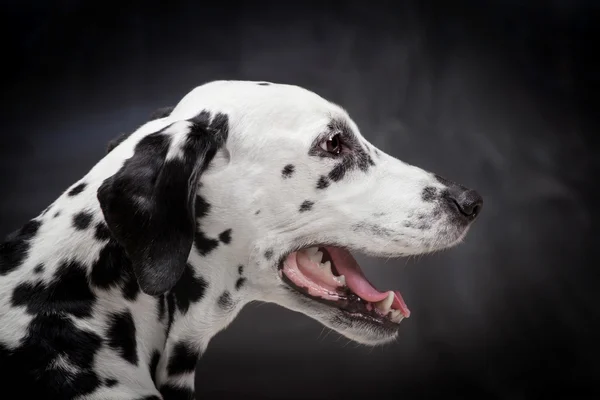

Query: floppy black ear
[{"left": 97, "top": 112, "right": 228, "bottom": 295}]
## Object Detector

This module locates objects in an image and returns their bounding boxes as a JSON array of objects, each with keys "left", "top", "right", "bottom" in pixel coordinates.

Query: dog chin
[{"left": 282, "top": 293, "right": 401, "bottom": 346}]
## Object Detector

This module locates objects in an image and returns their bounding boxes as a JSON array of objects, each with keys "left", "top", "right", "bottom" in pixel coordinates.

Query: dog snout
[{"left": 445, "top": 185, "right": 483, "bottom": 220}]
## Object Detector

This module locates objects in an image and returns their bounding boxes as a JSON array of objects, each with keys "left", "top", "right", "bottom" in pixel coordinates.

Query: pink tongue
[{"left": 326, "top": 247, "right": 411, "bottom": 318}]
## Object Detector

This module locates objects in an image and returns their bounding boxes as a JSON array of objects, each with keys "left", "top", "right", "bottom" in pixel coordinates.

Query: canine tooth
[
  {"left": 310, "top": 251, "right": 324, "bottom": 264},
  {"left": 389, "top": 309, "right": 404, "bottom": 323},
  {"left": 305, "top": 247, "right": 319, "bottom": 257},
  {"left": 375, "top": 292, "right": 394, "bottom": 314},
  {"left": 334, "top": 275, "right": 346, "bottom": 286},
  {"left": 321, "top": 260, "right": 332, "bottom": 275}
]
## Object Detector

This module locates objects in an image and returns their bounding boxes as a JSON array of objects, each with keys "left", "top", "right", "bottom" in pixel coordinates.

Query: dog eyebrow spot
[
  {"left": 167, "top": 341, "right": 200, "bottom": 377},
  {"left": 282, "top": 164, "right": 295, "bottom": 178},
  {"left": 219, "top": 229, "right": 232, "bottom": 244},
  {"left": 238, "top": 265, "right": 244, "bottom": 275},
  {"left": 107, "top": 310, "right": 138, "bottom": 366},
  {"left": 171, "top": 264, "right": 208, "bottom": 314},
  {"left": 53, "top": 210, "right": 61, "bottom": 218},
  {"left": 0, "top": 219, "right": 41, "bottom": 276},
  {"left": 72, "top": 211, "right": 93, "bottom": 230},
  {"left": 67, "top": 182, "right": 86, "bottom": 196},
  {"left": 316, "top": 176, "right": 330, "bottom": 189},
  {"left": 217, "top": 291, "right": 233, "bottom": 309},
  {"left": 255, "top": 210, "right": 261, "bottom": 215},
  {"left": 299, "top": 200, "right": 314, "bottom": 212},
  {"left": 421, "top": 187, "right": 437, "bottom": 202},
  {"left": 264, "top": 249, "right": 274, "bottom": 260},
  {"left": 33, "top": 263, "right": 44, "bottom": 274}
]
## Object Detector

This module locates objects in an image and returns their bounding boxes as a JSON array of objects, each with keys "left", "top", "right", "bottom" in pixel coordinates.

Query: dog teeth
[
  {"left": 320, "top": 260, "right": 332, "bottom": 274},
  {"left": 334, "top": 274, "right": 346, "bottom": 286},
  {"left": 311, "top": 251, "right": 324, "bottom": 264},
  {"left": 375, "top": 292, "right": 394, "bottom": 315},
  {"left": 389, "top": 309, "right": 404, "bottom": 323},
  {"left": 305, "top": 247, "right": 319, "bottom": 257}
]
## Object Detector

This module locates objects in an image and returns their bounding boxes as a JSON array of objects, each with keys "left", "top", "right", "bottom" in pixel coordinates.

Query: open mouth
[{"left": 278, "top": 246, "right": 410, "bottom": 327}]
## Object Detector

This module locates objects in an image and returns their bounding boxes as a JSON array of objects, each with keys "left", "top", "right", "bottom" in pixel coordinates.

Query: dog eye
[{"left": 321, "top": 133, "right": 342, "bottom": 155}]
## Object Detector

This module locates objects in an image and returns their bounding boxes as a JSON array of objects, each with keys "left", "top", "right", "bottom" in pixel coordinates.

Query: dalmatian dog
[{"left": 0, "top": 80, "right": 483, "bottom": 399}]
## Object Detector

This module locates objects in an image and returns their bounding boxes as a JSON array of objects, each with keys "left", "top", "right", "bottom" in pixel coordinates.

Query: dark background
[{"left": 2, "top": 1, "right": 598, "bottom": 399}]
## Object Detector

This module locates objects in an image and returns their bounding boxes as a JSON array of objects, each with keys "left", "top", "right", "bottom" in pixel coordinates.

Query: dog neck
[{"left": 155, "top": 189, "right": 258, "bottom": 394}]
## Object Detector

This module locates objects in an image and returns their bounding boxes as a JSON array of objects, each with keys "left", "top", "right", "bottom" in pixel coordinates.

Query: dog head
[{"left": 99, "top": 80, "right": 483, "bottom": 346}]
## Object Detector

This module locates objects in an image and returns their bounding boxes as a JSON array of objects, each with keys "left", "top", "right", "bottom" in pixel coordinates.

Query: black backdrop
[{"left": 2, "top": 1, "right": 598, "bottom": 399}]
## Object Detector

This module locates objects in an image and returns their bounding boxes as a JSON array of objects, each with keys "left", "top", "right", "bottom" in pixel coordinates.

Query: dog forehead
[{"left": 171, "top": 80, "right": 353, "bottom": 138}]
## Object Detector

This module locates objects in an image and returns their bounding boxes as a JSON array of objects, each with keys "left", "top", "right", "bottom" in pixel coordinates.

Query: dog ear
[{"left": 97, "top": 112, "right": 228, "bottom": 295}]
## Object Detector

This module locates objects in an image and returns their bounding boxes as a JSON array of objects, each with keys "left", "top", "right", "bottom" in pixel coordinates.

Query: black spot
[
  {"left": 67, "top": 182, "right": 86, "bottom": 196},
  {"left": 257, "top": 82, "right": 271, "bottom": 86},
  {"left": 105, "top": 378, "right": 118, "bottom": 387},
  {"left": 0, "top": 219, "right": 41, "bottom": 276},
  {"left": 94, "top": 222, "right": 111, "bottom": 241},
  {"left": 328, "top": 157, "right": 354, "bottom": 182},
  {"left": 89, "top": 240, "right": 135, "bottom": 293},
  {"left": 0, "top": 313, "right": 102, "bottom": 399},
  {"left": 195, "top": 195, "right": 211, "bottom": 220},
  {"left": 88, "top": 239, "right": 139, "bottom": 300},
  {"left": 33, "top": 263, "right": 44, "bottom": 274},
  {"left": 316, "top": 176, "right": 330, "bottom": 189},
  {"left": 172, "top": 264, "right": 207, "bottom": 314},
  {"left": 238, "top": 265, "right": 244, "bottom": 275},
  {"left": 217, "top": 291, "right": 233, "bottom": 309},
  {"left": 160, "top": 384, "right": 195, "bottom": 400},
  {"left": 157, "top": 295, "right": 166, "bottom": 321},
  {"left": 167, "top": 341, "right": 200, "bottom": 376},
  {"left": 255, "top": 210, "right": 261, "bottom": 215},
  {"left": 12, "top": 261, "right": 96, "bottom": 318},
  {"left": 149, "top": 349, "right": 161, "bottom": 385},
  {"left": 219, "top": 229, "right": 232, "bottom": 244},
  {"left": 72, "top": 211, "right": 93, "bottom": 230},
  {"left": 282, "top": 164, "right": 295, "bottom": 178},
  {"left": 106, "top": 310, "right": 138, "bottom": 365},
  {"left": 422, "top": 187, "right": 437, "bottom": 202},
  {"left": 194, "top": 231, "right": 220, "bottom": 256},
  {"left": 264, "top": 249, "right": 274, "bottom": 260},
  {"left": 299, "top": 200, "right": 314, "bottom": 212},
  {"left": 235, "top": 277, "right": 246, "bottom": 290},
  {"left": 53, "top": 210, "right": 61, "bottom": 218}
]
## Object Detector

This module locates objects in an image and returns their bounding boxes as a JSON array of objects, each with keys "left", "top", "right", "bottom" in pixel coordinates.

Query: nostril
[{"left": 456, "top": 190, "right": 483, "bottom": 218}]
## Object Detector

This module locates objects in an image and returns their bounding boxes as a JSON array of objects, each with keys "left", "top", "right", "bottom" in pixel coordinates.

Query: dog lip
[{"left": 278, "top": 245, "right": 410, "bottom": 322}]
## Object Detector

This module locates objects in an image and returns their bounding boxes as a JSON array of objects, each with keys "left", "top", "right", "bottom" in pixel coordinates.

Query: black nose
[{"left": 446, "top": 186, "right": 483, "bottom": 220}]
